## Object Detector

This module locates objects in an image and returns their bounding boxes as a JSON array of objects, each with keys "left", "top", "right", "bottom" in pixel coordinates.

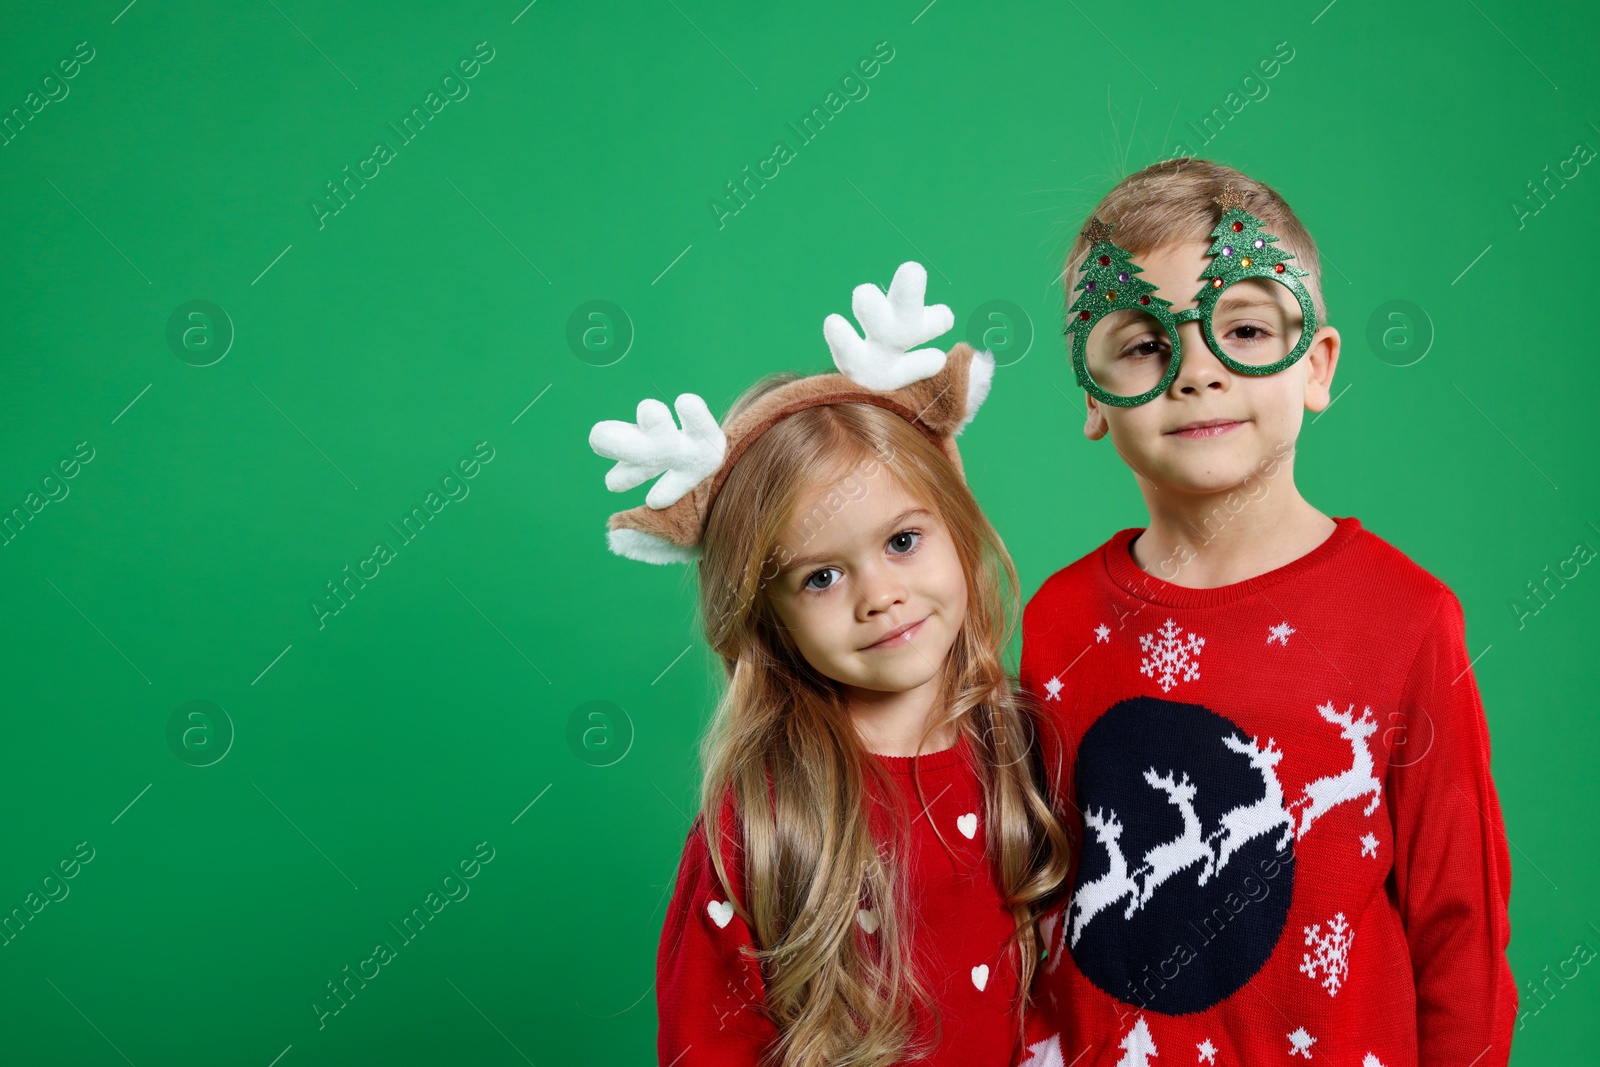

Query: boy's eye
[
  {"left": 1229, "top": 323, "right": 1272, "bottom": 341},
  {"left": 1122, "top": 336, "right": 1170, "bottom": 361}
]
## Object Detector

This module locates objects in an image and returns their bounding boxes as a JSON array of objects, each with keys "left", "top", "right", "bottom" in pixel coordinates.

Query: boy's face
[{"left": 1081, "top": 238, "right": 1341, "bottom": 496}]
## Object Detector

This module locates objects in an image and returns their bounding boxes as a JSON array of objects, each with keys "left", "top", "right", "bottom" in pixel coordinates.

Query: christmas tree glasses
[{"left": 1066, "top": 205, "right": 1319, "bottom": 408}]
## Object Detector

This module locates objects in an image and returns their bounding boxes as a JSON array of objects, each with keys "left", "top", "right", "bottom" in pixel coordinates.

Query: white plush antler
[
  {"left": 589, "top": 393, "right": 726, "bottom": 509},
  {"left": 823, "top": 261, "right": 955, "bottom": 391}
]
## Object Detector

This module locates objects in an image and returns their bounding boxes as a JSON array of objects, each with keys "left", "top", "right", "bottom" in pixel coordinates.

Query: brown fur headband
[{"left": 588, "top": 262, "right": 995, "bottom": 564}]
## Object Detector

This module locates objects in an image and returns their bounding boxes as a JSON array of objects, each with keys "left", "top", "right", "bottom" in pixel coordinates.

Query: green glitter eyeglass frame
[{"left": 1064, "top": 203, "right": 1320, "bottom": 409}]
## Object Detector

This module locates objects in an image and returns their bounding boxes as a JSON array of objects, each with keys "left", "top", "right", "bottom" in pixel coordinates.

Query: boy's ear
[
  {"left": 1302, "top": 325, "right": 1342, "bottom": 411},
  {"left": 1084, "top": 394, "right": 1110, "bottom": 440}
]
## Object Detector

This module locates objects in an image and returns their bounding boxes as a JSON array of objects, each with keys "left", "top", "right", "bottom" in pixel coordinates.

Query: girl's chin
[{"left": 844, "top": 663, "right": 944, "bottom": 694}]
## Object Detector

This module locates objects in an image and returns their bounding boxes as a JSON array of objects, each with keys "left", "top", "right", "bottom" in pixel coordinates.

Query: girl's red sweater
[{"left": 656, "top": 732, "right": 1032, "bottom": 1066}]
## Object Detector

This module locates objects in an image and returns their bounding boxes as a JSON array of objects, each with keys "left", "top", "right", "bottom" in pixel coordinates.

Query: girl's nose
[{"left": 855, "top": 566, "right": 907, "bottom": 618}]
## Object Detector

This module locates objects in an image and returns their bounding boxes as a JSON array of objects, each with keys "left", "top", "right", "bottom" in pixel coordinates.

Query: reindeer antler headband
[{"left": 587, "top": 262, "right": 996, "bottom": 565}]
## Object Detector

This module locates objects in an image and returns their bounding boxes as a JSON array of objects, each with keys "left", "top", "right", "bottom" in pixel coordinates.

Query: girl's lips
[
  {"left": 864, "top": 617, "right": 926, "bottom": 650},
  {"left": 1169, "top": 420, "right": 1245, "bottom": 439}
]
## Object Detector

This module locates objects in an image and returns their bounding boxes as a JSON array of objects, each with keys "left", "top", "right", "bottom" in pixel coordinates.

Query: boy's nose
[{"left": 1171, "top": 320, "right": 1229, "bottom": 392}]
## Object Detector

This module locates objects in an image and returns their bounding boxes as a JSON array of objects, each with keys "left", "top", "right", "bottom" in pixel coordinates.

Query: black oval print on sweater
[{"left": 1067, "top": 696, "right": 1296, "bottom": 1014}]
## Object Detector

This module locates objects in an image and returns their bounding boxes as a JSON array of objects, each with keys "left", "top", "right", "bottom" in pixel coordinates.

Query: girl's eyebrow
[
  {"left": 873, "top": 506, "right": 932, "bottom": 538},
  {"left": 780, "top": 507, "right": 932, "bottom": 574}
]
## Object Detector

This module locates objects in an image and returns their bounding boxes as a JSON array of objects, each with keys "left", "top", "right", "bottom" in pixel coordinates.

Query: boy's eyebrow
[
  {"left": 1099, "top": 308, "right": 1153, "bottom": 333},
  {"left": 1215, "top": 293, "right": 1285, "bottom": 313},
  {"left": 1215, "top": 278, "right": 1291, "bottom": 313},
  {"left": 1093, "top": 292, "right": 1284, "bottom": 340},
  {"left": 778, "top": 507, "right": 932, "bottom": 574}
]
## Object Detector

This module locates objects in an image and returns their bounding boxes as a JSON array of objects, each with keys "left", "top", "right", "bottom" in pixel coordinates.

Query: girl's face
[{"left": 766, "top": 469, "right": 968, "bottom": 704}]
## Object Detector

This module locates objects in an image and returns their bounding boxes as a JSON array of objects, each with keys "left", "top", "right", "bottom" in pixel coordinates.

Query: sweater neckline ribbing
[
  {"left": 870, "top": 729, "right": 970, "bottom": 774},
  {"left": 1101, "top": 515, "right": 1364, "bottom": 609}
]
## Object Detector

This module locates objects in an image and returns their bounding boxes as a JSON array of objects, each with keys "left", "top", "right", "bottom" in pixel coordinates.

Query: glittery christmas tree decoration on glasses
[{"left": 1065, "top": 184, "right": 1320, "bottom": 408}]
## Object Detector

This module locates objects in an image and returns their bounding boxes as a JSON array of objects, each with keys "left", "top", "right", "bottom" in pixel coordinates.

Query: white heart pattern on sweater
[
  {"left": 856, "top": 908, "right": 880, "bottom": 934},
  {"left": 971, "top": 964, "right": 990, "bottom": 991},
  {"left": 706, "top": 899, "right": 734, "bottom": 929},
  {"left": 957, "top": 812, "right": 978, "bottom": 839}
]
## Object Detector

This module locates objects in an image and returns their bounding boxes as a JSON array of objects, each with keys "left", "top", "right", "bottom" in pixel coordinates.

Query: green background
[{"left": 1, "top": 0, "right": 1595, "bottom": 1062}]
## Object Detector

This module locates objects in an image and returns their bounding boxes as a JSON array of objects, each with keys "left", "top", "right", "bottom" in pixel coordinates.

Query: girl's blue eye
[
  {"left": 888, "top": 530, "right": 921, "bottom": 555},
  {"left": 803, "top": 567, "right": 840, "bottom": 592},
  {"left": 793, "top": 531, "right": 921, "bottom": 591}
]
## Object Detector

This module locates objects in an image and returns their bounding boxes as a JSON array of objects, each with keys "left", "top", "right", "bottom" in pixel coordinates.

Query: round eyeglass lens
[
  {"left": 1084, "top": 307, "right": 1175, "bottom": 400},
  {"left": 1207, "top": 275, "right": 1302, "bottom": 368}
]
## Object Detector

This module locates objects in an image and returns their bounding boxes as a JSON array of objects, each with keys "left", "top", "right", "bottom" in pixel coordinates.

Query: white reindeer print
[
  {"left": 1291, "top": 701, "right": 1382, "bottom": 839},
  {"left": 1131, "top": 769, "right": 1214, "bottom": 908},
  {"left": 1201, "top": 734, "right": 1297, "bottom": 884},
  {"left": 1069, "top": 808, "right": 1141, "bottom": 947}
]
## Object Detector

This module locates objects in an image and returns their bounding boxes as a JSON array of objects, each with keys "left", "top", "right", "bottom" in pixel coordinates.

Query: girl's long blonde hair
[{"left": 693, "top": 371, "right": 1073, "bottom": 1067}]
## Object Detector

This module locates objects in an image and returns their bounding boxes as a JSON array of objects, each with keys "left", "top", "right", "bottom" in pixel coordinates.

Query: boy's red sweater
[
  {"left": 1016, "top": 517, "right": 1516, "bottom": 1067},
  {"left": 656, "top": 733, "right": 1033, "bottom": 1066}
]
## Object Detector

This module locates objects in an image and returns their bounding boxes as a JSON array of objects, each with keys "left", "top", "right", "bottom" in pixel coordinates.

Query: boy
[{"left": 1016, "top": 160, "right": 1515, "bottom": 1066}]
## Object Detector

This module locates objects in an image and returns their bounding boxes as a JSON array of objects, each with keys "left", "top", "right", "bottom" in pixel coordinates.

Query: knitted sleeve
[
  {"left": 656, "top": 803, "right": 782, "bottom": 1067},
  {"left": 1387, "top": 587, "right": 1517, "bottom": 1064}
]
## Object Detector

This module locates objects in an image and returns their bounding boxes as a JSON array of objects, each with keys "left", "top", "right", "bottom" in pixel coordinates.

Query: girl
[{"left": 588, "top": 263, "right": 1073, "bottom": 1067}]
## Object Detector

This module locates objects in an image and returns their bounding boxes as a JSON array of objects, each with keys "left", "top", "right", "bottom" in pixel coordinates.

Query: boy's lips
[{"left": 1167, "top": 418, "right": 1247, "bottom": 439}]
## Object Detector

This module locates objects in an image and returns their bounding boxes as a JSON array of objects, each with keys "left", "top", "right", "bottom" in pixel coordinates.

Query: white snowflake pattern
[
  {"left": 1095, "top": 623, "right": 1111, "bottom": 643},
  {"left": 1197, "top": 1038, "right": 1217, "bottom": 1063},
  {"left": 1359, "top": 832, "right": 1379, "bottom": 858},
  {"left": 1044, "top": 676, "right": 1063, "bottom": 702},
  {"left": 1300, "top": 912, "right": 1353, "bottom": 996},
  {"left": 1288, "top": 1027, "right": 1317, "bottom": 1058},
  {"left": 1267, "top": 621, "right": 1295, "bottom": 646},
  {"left": 1139, "top": 618, "right": 1205, "bottom": 692}
]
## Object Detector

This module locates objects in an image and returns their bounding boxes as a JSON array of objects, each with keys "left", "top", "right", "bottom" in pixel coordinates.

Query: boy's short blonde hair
[{"left": 1063, "top": 158, "right": 1327, "bottom": 328}]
